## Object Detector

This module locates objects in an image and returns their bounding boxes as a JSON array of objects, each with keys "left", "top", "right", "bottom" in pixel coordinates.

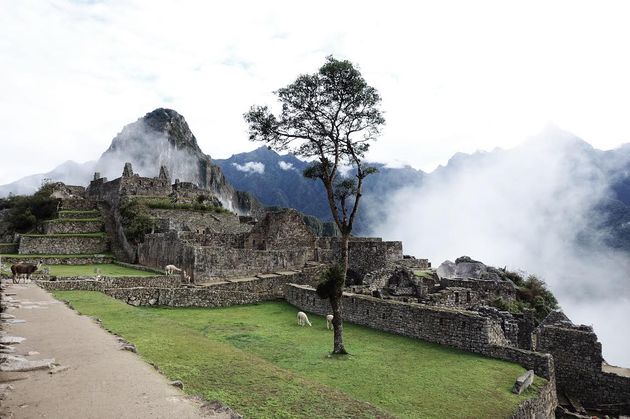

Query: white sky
[{"left": 1, "top": 0, "right": 630, "bottom": 184}]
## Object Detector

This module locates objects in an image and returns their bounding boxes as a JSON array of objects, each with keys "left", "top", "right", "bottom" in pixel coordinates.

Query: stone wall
[
  {"left": 140, "top": 231, "right": 313, "bottom": 281},
  {"left": 37, "top": 275, "right": 183, "bottom": 291},
  {"left": 1, "top": 255, "right": 113, "bottom": 265},
  {"left": 179, "top": 232, "right": 247, "bottom": 249},
  {"left": 315, "top": 238, "right": 404, "bottom": 276},
  {"left": 149, "top": 209, "right": 251, "bottom": 234},
  {"left": 285, "top": 284, "right": 555, "bottom": 380},
  {"left": 60, "top": 199, "right": 96, "bottom": 211},
  {"left": 43, "top": 220, "right": 103, "bottom": 235},
  {"left": 444, "top": 278, "right": 517, "bottom": 301},
  {"left": 103, "top": 270, "right": 322, "bottom": 307},
  {"left": 192, "top": 247, "right": 311, "bottom": 280},
  {"left": 244, "top": 209, "right": 316, "bottom": 250},
  {"left": 510, "top": 377, "right": 557, "bottom": 419},
  {"left": 535, "top": 324, "right": 630, "bottom": 412},
  {"left": 18, "top": 235, "right": 109, "bottom": 255},
  {"left": 138, "top": 231, "right": 196, "bottom": 278}
]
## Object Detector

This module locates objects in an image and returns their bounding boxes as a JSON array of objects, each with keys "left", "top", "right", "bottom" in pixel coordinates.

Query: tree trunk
[{"left": 330, "top": 232, "right": 350, "bottom": 355}]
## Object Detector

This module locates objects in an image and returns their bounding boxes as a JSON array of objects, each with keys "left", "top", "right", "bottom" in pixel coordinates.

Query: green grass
[
  {"left": 53, "top": 292, "right": 544, "bottom": 418},
  {"left": 135, "top": 197, "right": 232, "bottom": 214},
  {"left": 58, "top": 210, "right": 100, "bottom": 214},
  {"left": 21, "top": 232, "right": 106, "bottom": 238},
  {"left": 45, "top": 264, "right": 155, "bottom": 277}
]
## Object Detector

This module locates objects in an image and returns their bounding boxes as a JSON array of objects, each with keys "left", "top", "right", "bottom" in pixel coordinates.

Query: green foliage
[
  {"left": 119, "top": 200, "right": 155, "bottom": 244},
  {"left": 490, "top": 274, "right": 559, "bottom": 322},
  {"left": 0, "top": 184, "right": 59, "bottom": 234},
  {"left": 53, "top": 293, "right": 542, "bottom": 419},
  {"left": 316, "top": 264, "right": 344, "bottom": 299}
]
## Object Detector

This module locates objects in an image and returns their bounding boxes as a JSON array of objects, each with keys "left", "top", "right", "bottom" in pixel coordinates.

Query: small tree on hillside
[{"left": 244, "top": 56, "right": 385, "bottom": 354}]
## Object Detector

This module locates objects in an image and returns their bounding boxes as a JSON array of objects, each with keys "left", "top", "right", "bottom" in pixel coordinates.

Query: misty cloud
[
  {"left": 232, "top": 161, "right": 265, "bottom": 174},
  {"left": 370, "top": 129, "right": 630, "bottom": 366},
  {"left": 278, "top": 161, "right": 296, "bottom": 171}
]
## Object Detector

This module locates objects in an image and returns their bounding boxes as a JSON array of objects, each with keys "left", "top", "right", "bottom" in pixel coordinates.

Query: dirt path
[{"left": 0, "top": 282, "right": 228, "bottom": 419}]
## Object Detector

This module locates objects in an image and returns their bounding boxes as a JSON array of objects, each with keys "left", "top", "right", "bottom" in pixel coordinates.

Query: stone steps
[{"left": 59, "top": 199, "right": 98, "bottom": 211}]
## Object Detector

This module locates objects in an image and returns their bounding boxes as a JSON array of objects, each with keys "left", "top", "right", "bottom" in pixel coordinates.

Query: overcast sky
[{"left": 1, "top": 0, "right": 630, "bottom": 185}]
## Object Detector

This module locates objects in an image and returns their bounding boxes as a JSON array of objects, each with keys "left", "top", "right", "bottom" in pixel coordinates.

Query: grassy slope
[
  {"left": 54, "top": 292, "right": 543, "bottom": 418},
  {"left": 46, "top": 264, "right": 155, "bottom": 277}
]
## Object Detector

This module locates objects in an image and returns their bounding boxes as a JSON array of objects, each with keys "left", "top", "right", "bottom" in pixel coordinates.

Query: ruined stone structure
[{"left": 534, "top": 315, "right": 630, "bottom": 414}]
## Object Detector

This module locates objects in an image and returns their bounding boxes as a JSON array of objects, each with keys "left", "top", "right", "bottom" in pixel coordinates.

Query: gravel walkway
[{"left": 0, "top": 282, "right": 228, "bottom": 419}]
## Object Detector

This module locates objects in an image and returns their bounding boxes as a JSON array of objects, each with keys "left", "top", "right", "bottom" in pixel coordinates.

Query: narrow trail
[{"left": 0, "top": 282, "right": 228, "bottom": 419}]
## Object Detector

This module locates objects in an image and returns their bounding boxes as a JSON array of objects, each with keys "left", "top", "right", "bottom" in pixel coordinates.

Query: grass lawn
[
  {"left": 53, "top": 292, "right": 544, "bottom": 418},
  {"left": 46, "top": 264, "right": 155, "bottom": 277},
  {"left": 21, "top": 232, "right": 106, "bottom": 238}
]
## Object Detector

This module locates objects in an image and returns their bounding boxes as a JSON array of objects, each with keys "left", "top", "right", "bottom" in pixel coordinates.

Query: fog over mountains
[{"left": 1, "top": 110, "right": 629, "bottom": 365}]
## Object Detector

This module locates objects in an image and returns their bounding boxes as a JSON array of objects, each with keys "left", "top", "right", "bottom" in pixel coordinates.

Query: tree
[{"left": 245, "top": 56, "right": 385, "bottom": 354}]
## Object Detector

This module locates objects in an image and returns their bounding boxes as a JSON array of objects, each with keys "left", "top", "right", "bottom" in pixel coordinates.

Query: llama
[
  {"left": 326, "top": 314, "right": 334, "bottom": 330},
  {"left": 11, "top": 260, "right": 42, "bottom": 284},
  {"left": 165, "top": 264, "right": 182, "bottom": 275},
  {"left": 297, "top": 311, "right": 312, "bottom": 327}
]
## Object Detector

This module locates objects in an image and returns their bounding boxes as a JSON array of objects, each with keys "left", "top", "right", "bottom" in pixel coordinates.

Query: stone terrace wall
[
  {"left": 1, "top": 255, "right": 113, "bottom": 265},
  {"left": 43, "top": 220, "right": 104, "bottom": 235},
  {"left": 60, "top": 199, "right": 97, "bottom": 211},
  {"left": 286, "top": 283, "right": 504, "bottom": 351},
  {"left": 510, "top": 378, "right": 557, "bottom": 419},
  {"left": 19, "top": 236, "right": 108, "bottom": 255},
  {"left": 104, "top": 270, "right": 322, "bottom": 307},
  {"left": 536, "top": 325, "right": 630, "bottom": 412},
  {"left": 37, "top": 275, "right": 183, "bottom": 291},
  {"left": 445, "top": 278, "right": 517, "bottom": 301},
  {"left": 286, "top": 284, "right": 555, "bottom": 380}
]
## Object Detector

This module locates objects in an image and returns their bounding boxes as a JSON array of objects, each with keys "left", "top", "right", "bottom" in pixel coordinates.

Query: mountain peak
[{"left": 105, "top": 108, "right": 202, "bottom": 155}]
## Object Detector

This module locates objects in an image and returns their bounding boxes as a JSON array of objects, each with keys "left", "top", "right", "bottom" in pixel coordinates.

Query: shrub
[
  {"left": 0, "top": 184, "right": 58, "bottom": 234},
  {"left": 119, "top": 200, "right": 155, "bottom": 243}
]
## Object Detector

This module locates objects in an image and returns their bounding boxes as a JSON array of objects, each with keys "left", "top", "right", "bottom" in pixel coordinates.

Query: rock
[
  {"left": 121, "top": 344, "right": 137, "bottom": 353},
  {"left": 0, "top": 344, "right": 15, "bottom": 354},
  {"left": 1, "top": 313, "right": 16, "bottom": 319},
  {"left": 49, "top": 364, "right": 70, "bottom": 374},
  {"left": 511, "top": 370, "right": 534, "bottom": 395},
  {"left": 148, "top": 299, "right": 157, "bottom": 305},
  {"left": 0, "top": 383, "right": 14, "bottom": 401},
  {"left": 3, "top": 319, "right": 26, "bottom": 324},
  {"left": 0, "top": 336, "right": 25, "bottom": 345},
  {"left": 371, "top": 289, "right": 383, "bottom": 298},
  {"left": 169, "top": 380, "right": 184, "bottom": 389},
  {"left": 436, "top": 260, "right": 456, "bottom": 279},
  {"left": 202, "top": 400, "right": 243, "bottom": 419},
  {"left": 26, "top": 351, "right": 40, "bottom": 356},
  {"left": 0, "top": 355, "right": 55, "bottom": 372}
]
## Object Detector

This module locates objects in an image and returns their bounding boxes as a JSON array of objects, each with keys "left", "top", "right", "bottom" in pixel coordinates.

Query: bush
[
  {"left": 119, "top": 200, "right": 155, "bottom": 243},
  {"left": 489, "top": 274, "right": 558, "bottom": 322},
  {"left": 316, "top": 264, "right": 344, "bottom": 299},
  {"left": 0, "top": 184, "right": 58, "bottom": 234}
]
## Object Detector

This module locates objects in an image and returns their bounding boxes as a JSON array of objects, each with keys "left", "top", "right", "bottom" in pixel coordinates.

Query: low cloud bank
[
  {"left": 232, "top": 161, "right": 265, "bottom": 174},
  {"left": 371, "top": 131, "right": 630, "bottom": 366}
]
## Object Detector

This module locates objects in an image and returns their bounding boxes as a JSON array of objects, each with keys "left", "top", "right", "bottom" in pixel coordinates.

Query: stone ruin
[{"left": 5, "top": 162, "right": 628, "bottom": 417}]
